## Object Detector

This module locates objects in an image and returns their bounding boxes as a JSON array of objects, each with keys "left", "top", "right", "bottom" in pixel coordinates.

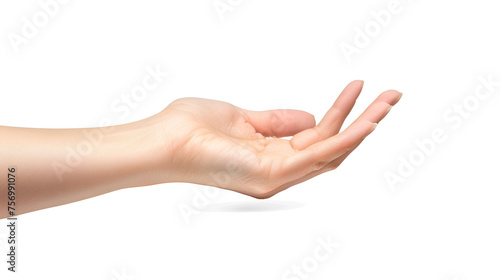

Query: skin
[{"left": 0, "top": 80, "right": 402, "bottom": 218}]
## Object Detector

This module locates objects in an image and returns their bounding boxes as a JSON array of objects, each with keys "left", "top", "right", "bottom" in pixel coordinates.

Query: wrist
[
  {"left": 91, "top": 117, "right": 169, "bottom": 190},
  {"left": 112, "top": 108, "right": 187, "bottom": 188}
]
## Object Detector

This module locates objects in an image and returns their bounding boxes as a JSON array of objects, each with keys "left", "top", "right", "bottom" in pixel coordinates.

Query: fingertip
[
  {"left": 349, "top": 79, "right": 364, "bottom": 89},
  {"left": 379, "top": 90, "right": 403, "bottom": 106},
  {"left": 386, "top": 105, "right": 393, "bottom": 114},
  {"left": 308, "top": 113, "right": 317, "bottom": 127},
  {"left": 362, "top": 122, "right": 377, "bottom": 140},
  {"left": 395, "top": 91, "right": 403, "bottom": 102},
  {"left": 278, "top": 109, "right": 316, "bottom": 136}
]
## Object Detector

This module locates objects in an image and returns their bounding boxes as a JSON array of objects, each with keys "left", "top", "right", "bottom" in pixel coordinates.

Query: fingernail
[
  {"left": 351, "top": 80, "right": 364, "bottom": 87},
  {"left": 396, "top": 91, "right": 403, "bottom": 102},
  {"left": 386, "top": 105, "right": 393, "bottom": 113},
  {"left": 371, "top": 123, "right": 378, "bottom": 132}
]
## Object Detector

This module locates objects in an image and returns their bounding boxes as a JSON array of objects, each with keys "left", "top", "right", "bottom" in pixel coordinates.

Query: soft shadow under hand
[{"left": 202, "top": 201, "right": 305, "bottom": 212}]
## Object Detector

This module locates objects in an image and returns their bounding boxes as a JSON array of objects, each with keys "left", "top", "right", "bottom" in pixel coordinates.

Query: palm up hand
[{"left": 159, "top": 80, "right": 402, "bottom": 198}]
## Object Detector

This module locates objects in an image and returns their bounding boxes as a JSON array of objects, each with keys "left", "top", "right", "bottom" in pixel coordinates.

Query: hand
[
  {"left": 153, "top": 80, "right": 402, "bottom": 198},
  {"left": 0, "top": 80, "right": 401, "bottom": 217}
]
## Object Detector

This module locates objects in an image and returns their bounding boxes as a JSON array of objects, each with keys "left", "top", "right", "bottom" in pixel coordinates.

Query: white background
[{"left": 1, "top": 0, "right": 500, "bottom": 279}]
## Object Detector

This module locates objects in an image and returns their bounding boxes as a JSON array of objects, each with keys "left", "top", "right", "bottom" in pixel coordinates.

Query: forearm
[{"left": 0, "top": 119, "right": 165, "bottom": 218}]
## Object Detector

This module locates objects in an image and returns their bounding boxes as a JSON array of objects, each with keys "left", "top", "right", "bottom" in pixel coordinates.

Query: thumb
[{"left": 242, "top": 109, "right": 316, "bottom": 137}]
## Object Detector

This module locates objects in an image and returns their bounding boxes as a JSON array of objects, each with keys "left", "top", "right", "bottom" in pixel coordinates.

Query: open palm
[{"left": 159, "top": 81, "right": 402, "bottom": 198}]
